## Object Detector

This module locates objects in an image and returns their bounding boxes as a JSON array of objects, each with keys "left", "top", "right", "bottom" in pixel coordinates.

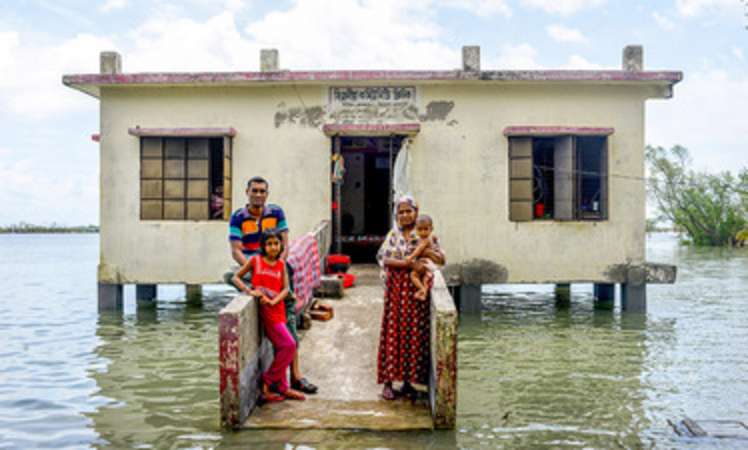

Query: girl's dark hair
[{"left": 259, "top": 228, "right": 284, "bottom": 256}]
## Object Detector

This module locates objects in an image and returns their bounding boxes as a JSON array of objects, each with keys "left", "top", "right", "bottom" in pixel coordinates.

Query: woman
[{"left": 376, "top": 196, "right": 445, "bottom": 400}]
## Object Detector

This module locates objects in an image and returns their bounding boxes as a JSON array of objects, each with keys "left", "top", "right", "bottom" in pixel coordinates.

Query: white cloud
[
  {"left": 127, "top": 11, "right": 256, "bottom": 71},
  {"left": 100, "top": 0, "right": 127, "bottom": 13},
  {"left": 546, "top": 24, "right": 588, "bottom": 43},
  {"left": 562, "top": 54, "right": 607, "bottom": 69},
  {"left": 732, "top": 46, "right": 744, "bottom": 61},
  {"left": 0, "top": 31, "right": 113, "bottom": 119},
  {"left": 676, "top": 0, "right": 742, "bottom": 17},
  {"left": 244, "top": 0, "right": 457, "bottom": 70},
  {"left": 439, "top": 0, "right": 512, "bottom": 17},
  {"left": 652, "top": 11, "right": 676, "bottom": 30},
  {"left": 491, "top": 43, "right": 607, "bottom": 70},
  {"left": 494, "top": 43, "right": 543, "bottom": 69},
  {"left": 520, "top": 0, "right": 605, "bottom": 16},
  {"left": 0, "top": 157, "right": 99, "bottom": 225},
  {"left": 648, "top": 69, "right": 748, "bottom": 172}
]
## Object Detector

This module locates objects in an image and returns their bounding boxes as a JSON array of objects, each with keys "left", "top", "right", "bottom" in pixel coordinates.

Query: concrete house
[{"left": 64, "top": 46, "right": 680, "bottom": 311}]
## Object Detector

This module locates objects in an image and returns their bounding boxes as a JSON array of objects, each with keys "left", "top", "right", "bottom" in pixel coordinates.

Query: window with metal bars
[
  {"left": 509, "top": 135, "right": 608, "bottom": 222},
  {"left": 139, "top": 137, "right": 232, "bottom": 221}
]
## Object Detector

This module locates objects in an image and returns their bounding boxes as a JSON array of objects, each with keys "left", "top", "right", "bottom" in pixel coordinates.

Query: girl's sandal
[
  {"left": 259, "top": 391, "right": 285, "bottom": 404},
  {"left": 283, "top": 388, "right": 306, "bottom": 401},
  {"left": 259, "top": 381, "right": 285, "bottom": 404}
]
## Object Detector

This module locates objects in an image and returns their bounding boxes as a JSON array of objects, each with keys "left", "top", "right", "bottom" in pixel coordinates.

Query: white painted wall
[{"left": 98, "top": 82, "right": 654, "bottom": 284}]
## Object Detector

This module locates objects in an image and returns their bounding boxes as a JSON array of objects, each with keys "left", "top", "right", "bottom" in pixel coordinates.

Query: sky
[{"left": 0, "top": 0, "right": 746, "bottom": 225}]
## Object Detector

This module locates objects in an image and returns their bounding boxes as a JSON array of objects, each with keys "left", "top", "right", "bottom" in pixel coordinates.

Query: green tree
[{"left": 646, "top": 145, "right": 748, "bottom": 246}]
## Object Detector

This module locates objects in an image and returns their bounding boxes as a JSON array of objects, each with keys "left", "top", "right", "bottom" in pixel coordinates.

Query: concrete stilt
[
  {"left": 621, "top": 283, "right": 647, "bottom": 313},
  {"left": 98, "top": 283, "right": 123, "bottom": 311},
  {"left": 593, "top": 283, "right": 615, "bottom": 310},
  {"left": 554, "top": 283, "right": 571, "bottom": 307},
  {"left": 457, "top": 284, "right": 482, "bottom": 314},
  {"left": 136, "top": 284, "right": 157, "bottom": 301},
  {"left": 185, "top": 284, "right": 203, "bottom": 305}
]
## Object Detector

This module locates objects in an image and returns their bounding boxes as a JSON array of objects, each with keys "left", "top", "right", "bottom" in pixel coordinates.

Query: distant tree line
[
  {"left": 647, "top": 145, "right": 748, "bottom": 246},
  {"left": 0, "top": 222, "right": 99, "bottom": 234}
]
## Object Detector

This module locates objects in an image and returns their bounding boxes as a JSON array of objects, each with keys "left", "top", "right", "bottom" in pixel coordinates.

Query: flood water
[{"left": 0, "top": 233, "right": 746, "bottom": 449}]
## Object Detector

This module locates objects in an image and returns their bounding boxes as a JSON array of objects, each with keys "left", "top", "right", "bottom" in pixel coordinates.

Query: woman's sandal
[
  {"left": 398, "top": 382, "right": 419, "bottom": 402},
  {"left": 381, "top": 384, "right": 399, "bottom": 401}
]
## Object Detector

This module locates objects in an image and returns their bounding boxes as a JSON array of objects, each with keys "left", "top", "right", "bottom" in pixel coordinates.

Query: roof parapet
[
  {"left": 462, "top": 46, "right": 480, "bottom": 72},
  {"left": 100, "top": 51, "right": 121, "bottom": 75},
  {"left": 261, "top": 49, "right": 279, "bottom": 72},
  {"left": 623, "top": 45, "right": 643, "bottom": 72}
]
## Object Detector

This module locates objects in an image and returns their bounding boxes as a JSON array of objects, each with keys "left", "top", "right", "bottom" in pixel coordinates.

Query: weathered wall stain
[
  {"left": 418, "top": 101, "right": 455, "bottom": 122},
  {"left": 274, "top": 105, "right": 325, "bottom": 128},
  {"left": 604, "top": 262, "right": 677, "bottom": 284},
  {"left": 442, "top": 259, "right": 508, "bottom": 285},
  {"left": 276, "top": 100, "right": 455, "bottom": 128}
]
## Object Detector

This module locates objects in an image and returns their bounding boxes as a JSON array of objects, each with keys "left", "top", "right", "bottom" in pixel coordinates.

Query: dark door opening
[{"left": 332, "top": 135, "right": 405, "bottom": 262}]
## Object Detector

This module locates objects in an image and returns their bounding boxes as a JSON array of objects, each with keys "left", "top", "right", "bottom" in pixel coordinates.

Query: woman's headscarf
[{"left": 393, "top": 195, "right": 418, "bottom": 229}]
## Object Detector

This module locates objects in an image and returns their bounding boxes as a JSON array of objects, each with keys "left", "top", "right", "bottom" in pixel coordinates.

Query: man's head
[{"left": 246, "top": 176, "right": 269, "bottom": 209}]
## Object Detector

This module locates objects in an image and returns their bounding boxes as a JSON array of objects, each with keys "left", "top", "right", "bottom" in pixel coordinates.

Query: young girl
[{"left": 232, "top": 229, "right": 305, "bottom": 402}]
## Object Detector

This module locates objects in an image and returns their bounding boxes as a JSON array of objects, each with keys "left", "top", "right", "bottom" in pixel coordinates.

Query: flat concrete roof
[{"left": 62, "top": 69, "right": 683, "bottom": 98}]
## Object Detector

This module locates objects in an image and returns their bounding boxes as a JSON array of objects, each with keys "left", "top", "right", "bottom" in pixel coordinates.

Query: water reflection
[
  {"left": 87, "top": 297, "right": 229, "bottom": 449},
  {"left": 457, "top": 288, "right": 653, "bottom": 448},
  {"left": 3, "top": 233, "right": 747, "bottom": 448}
]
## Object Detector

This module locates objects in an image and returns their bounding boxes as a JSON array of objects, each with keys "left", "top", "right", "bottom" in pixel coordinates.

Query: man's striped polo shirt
[{"left": 228, "top": 204, "right": 288, "bottom": 256}]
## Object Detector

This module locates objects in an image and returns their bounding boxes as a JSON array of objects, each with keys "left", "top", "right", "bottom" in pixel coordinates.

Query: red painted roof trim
[
  {"left": 127, "top": 127, "right": 237, "bottom": 137},
  {"left": 323, "top": 123, "right": 421, "bottom": 136},
  {"left": 503, "top": 126, "right": 614, "bottom": 137},
  {"left": 63, "top": 69, "right": 683, "bottom": 98}
]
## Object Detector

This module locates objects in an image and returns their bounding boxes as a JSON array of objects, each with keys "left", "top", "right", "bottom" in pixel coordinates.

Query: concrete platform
[{"left": 242, "top": 265, "right": 432, "bottom": 430}]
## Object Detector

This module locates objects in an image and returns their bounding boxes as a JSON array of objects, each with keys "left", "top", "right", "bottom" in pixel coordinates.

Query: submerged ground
[{"left": 0, "top": 233, "right": 746, "bottom": 448}]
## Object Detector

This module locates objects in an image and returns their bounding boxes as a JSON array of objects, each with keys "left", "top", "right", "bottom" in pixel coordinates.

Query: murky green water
[{"left": 1, "top": 233, "right": 747, "bottom": 449}]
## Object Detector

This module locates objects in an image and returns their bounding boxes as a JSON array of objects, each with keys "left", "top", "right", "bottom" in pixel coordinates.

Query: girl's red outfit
[{"left": 250, "top": 255, "right": 296, "bottom": 394}]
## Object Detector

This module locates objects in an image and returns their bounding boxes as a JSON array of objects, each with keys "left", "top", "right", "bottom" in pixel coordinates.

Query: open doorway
[{"left": 332, "top": 136, "right": 405, "bottom": 261}]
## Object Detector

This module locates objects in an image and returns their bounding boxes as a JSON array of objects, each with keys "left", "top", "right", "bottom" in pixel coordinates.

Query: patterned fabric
[
  {"left": 376, "top": 228, "right": 419, "bottom": 280},
  {"left": 377, "top": 268, "right": 431, "bottom": 385},
  {"left": 228, "top": 204, "right": 288, "bottom": 257},
  {"left": 287, "top": 232, "right": 321, "bottom": 313}
]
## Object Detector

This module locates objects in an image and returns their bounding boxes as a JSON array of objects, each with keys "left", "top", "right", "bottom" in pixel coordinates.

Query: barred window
[
  {"left": 509, "top": 134, "right": 608, "bottom": 222},
  {"left": 140, "top": 137, "right": 232, "bottom": 221}
]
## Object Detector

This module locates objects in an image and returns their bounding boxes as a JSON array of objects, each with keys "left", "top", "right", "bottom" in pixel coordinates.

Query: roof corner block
[
  {"left": 100, "top": 51, "right": 122, "bottom": 75},
  {"left": 260, "top": 49, "right": 279, "bottom": 72},
  {"left": 622, "top": 45, "right": 643, "bottom": 71},
  {"left": 462, "top": 45, "right": 480, "bottom": 72}
]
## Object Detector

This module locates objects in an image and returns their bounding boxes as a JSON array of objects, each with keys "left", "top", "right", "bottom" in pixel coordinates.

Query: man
[{"left": 223, "top": 176, "right": 318, "bottom": 395}]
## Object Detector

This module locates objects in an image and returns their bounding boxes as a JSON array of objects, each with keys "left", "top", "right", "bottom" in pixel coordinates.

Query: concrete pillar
[
  {"left": 554, "top": 283, "right": 571, "bottom": 307},
  {"left": 622, "top": 45, "right": 643, "bottom": 71},
  {"left": 98, "top": 283, "right": 123, "bottom": 311},
  {"left": 621, "top": 283, "right": 647, "bottom": 313},
  {"left": 186, "top": 284, "right": 203, "bottom": 305},
  {"left": 457, "top": 284, "right": 482, "bottom": 314},
  {"left": 462, "top": 45, "right": 480, "bottom": 72},
  {"left": 136, "top": 284, "right": 157, "bottom": 301},
  {"left": 260, "top": 49, "right": 279, "bottom": 72},
  {"left": 100, "top": 51, "right": 122, "bottom": 74},
  {"left": 593, "top": 283, "right": 615, "bottom": 310}
]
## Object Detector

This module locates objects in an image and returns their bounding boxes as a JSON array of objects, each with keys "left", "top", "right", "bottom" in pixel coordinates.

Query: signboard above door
[{"left": 329, "top": 86, "right": 417, "bottom": 124}]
